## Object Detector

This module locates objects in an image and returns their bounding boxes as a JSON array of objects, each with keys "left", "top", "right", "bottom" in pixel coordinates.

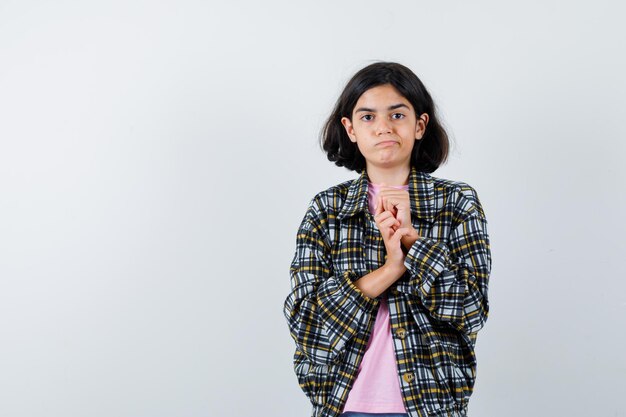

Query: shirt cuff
[
  {"left": 340, "top": 270, "right": 380, "bottom": 313},
  {"left": 403, "top": 237, "right": 451, "bottom": 295}
]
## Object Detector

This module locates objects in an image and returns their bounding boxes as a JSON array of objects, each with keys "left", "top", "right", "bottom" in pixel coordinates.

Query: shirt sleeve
[
  {"left": 283, "top": 196, "right": 380, "bottom": 366},
  {"left": 403, "top": 188, "right": 492, "bottom": 335}
]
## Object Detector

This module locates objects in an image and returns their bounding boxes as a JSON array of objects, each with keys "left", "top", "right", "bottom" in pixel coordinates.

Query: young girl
[{"left": 283, "top": 62, "right": 492, "bottom": 417}]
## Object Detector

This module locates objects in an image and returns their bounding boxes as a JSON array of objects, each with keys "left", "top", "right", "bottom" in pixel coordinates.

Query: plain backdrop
[{"left": 1, "top": 1, "right": 625, "bottom": 416}]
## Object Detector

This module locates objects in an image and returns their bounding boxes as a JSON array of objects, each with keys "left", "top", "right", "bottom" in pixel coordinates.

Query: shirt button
[
  {"left": 395, "top": 327, "right": 406, "bottom": 338},
  {"left": 403, "top": 373, "right": 415, "bottom": 383}
]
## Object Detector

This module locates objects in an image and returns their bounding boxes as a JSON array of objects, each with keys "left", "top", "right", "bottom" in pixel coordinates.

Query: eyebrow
[{"left": 354, "top": 103, "right": 410, "bottom": 113}]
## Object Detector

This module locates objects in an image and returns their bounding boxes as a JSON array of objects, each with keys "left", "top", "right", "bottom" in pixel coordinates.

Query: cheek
[{"left": 404, "top": 138, "right": 417, "bottom": 152}]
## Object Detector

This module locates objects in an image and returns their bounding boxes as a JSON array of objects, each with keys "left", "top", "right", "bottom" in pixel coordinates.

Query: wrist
[
  {"left": 401, "top": 228, "right": 420, "bottom": 249},
  {"left": 383, "top": 261, "right": 406, "bottom": 278}
]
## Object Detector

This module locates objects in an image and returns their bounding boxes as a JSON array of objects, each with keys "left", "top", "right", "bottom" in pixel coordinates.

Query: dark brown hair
[{"left": 320, "top": 61, "right": 449, "bottom": 173}]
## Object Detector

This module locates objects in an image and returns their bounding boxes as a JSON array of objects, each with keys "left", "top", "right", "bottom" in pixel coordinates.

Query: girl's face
[{"left": 341, "top": 84, "right": 428, "bottom": 171}]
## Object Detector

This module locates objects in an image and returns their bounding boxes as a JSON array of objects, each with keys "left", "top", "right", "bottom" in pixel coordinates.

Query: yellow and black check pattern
[{"left": 283, "top": 165, "right": 492, "bottom": 417}]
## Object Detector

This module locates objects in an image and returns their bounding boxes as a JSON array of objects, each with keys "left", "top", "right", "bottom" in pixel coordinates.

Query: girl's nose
[{"left": 376, "top": 119, "right": 392, "bottom": 135}]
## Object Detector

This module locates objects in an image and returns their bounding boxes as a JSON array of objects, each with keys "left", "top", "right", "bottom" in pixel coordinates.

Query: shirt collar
[{"left": 337, "top": 165, "right": 436, "bottom": 223}]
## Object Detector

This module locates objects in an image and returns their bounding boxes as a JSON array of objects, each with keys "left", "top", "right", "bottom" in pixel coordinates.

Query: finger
[
  {"left": 384, "top": 196, "right": 399, "bottom": 217},
  {"left": 391, "top": 227, "right": 411, "bottom": 242},
  {"left": 374, "top": 211, "right": 395, "bottom": 223},
  {"left": 379, "top": 223, "right": 394, "bottom": 241},
  {"left": 376, "top": 196, "right": 397, "bottom": 220},
  {"left": 386, "top": 197, "right": 399, "bottom": 215},
  {"left": 383, "top": 212, "right": 400, "bottom": 223},
  {"left": 391, "top": 217, "right": 400, "bottom": 228},
  {"left": 380, "top": 217, "right": 399, "bottom": 229},
  {"left": 381, "top": 221, "right": 402, "bottom": 239},
  {"left": 382, "top": 194, "right": 389, "bottom": 213},
  {"left": 379, "top": 223, "right": 398, "bottom": 240}
]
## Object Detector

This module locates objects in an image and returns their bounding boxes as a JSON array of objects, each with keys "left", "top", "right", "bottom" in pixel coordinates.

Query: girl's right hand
[{"left": 374, "top": 194, "right": 411, "bottom": 277}]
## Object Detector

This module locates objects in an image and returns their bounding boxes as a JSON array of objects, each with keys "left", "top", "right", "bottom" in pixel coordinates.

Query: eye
[
  {"left": 360, "top": 114, "right": 374, "bottom": 121},
  {"left": 391, "top": 113, "right": 405, "bottom": 120}
]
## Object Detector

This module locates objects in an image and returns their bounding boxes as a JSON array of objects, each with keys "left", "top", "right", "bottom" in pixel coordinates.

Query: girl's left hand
[{"left": 376, "top": 185, "right": 420, "bottom": 250}]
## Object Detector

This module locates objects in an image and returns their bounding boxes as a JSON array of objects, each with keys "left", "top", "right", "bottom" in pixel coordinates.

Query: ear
[
  {"left": 341, "top": 117, "right": 357, "bottom": 143},
  {"left": 415, "top": 113, "right": 429, "bottom": 139}
]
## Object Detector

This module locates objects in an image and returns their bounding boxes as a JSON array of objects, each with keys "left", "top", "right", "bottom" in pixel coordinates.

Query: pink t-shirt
[{"left": 341, "top": 181, "right": 409, "bottom": 413}]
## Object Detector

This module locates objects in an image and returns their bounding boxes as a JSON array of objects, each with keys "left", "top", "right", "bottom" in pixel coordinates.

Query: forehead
[{"left": 355, "top": 84, "right": 412, "bottom": 108}]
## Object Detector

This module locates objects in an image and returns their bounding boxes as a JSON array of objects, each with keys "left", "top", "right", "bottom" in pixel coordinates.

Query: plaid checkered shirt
[{"left": 283, "top": 165, "right": 492, "bottom": 417}]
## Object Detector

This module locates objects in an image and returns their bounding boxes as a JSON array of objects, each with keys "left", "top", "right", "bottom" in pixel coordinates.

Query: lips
[{"left": 377, "top": 140, "right": 398, "bottom": 146}]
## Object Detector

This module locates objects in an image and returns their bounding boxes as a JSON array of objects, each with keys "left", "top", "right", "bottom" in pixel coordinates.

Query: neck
[{"left": 365, "top": 164, "right": 411, "bottom": 186}]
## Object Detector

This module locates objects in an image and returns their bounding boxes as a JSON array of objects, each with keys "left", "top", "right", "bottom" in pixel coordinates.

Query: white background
[{"left": 1, "top": 1, "right": 625, "bottom": 416}]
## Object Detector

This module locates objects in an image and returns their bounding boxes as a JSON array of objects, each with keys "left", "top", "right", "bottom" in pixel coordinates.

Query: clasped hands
[{"left": 373, "top": 185, "right": 421, "bottom": 257}]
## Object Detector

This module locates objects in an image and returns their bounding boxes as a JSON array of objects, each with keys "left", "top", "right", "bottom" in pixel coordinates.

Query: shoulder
[
  {"left": 298, "top": 178, "right": 353, "bottom": 232},
  {"left": 429, "top": 174, "right": 486, "bottom": 219},
  {"left": 307, "top": 178, "right": 353, "bottom": 211}
]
